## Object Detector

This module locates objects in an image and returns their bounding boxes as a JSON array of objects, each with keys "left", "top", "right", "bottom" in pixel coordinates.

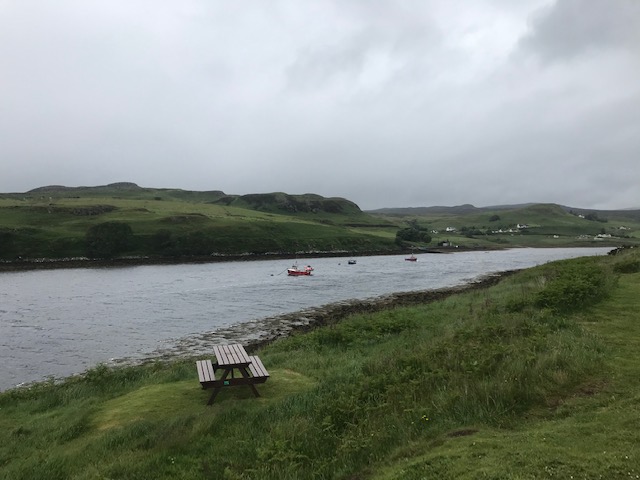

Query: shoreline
[
  {"left": 2, "top": 246, "right": 617, "bottom": 391},
  {"left": 5, "top": 269, "right": 519, "bottom": 392},
  {"left": 221, "top": 269, "right": 520, "bottom": 354},
  {"left": 0, "top": 247, "right": 493, "bottom": 272},
  {"left": 0, "top": 242, "right": 619, "bottom": 273}
]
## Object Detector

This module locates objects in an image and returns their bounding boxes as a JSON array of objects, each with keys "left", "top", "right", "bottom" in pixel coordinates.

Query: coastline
[
  {"left": 0, "top": 250, "right": 425, "bottom": 272},
  {"left": 1, "top": 246, "right": 618, "bottom": 391},
  {"left": 6, "top": 269, "right": 519, "bottom": 392},
  {"left": 0, "top": 242, "right": 619, "bottom": 273},
  {"left": 213, "top": 269, "right": 520, "bottom": 355},
  {"left": 4, "top": 244, "right": 618, "bottom": 391},
  {"left": 0, "top": 246, "right": 511, "bottom": 272}
]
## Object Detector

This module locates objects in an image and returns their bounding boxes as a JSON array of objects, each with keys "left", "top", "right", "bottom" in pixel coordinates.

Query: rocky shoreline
[
  {"left": 0, "top": 246, "right": 504, "bottom": 272},
  {"left": 119, "top": 269, "right": 518, "bottom": 367},
  {"left": 4, "top": 267, "right": 517, "bottom": 392}
]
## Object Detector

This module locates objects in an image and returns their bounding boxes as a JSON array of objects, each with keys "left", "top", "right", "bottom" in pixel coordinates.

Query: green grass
[
  {"left": 376, "top": 203, "right": 640, "bottom": 250},
  {"left": 0, "top": 191, "right": 399, "bottom": 260},
  {"left": 1, "top": 248, "right": 639, "bottom": 478},
  {"left": 3, "top": 184, "right": 638, "bottom": 261},
  {"left": 374, "top": 260, "right": 640, "bottom": 480}
]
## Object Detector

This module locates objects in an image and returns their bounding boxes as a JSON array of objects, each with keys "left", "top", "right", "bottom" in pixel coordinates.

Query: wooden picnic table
[{"left": 196, "top": 344, "right": 269, "bottom": 405}]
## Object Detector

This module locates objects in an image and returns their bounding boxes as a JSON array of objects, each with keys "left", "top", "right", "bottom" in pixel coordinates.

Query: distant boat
[
  {"left": 287, "top": 264, "right": 314, "bottom": 276},
  {"left": 405, "top": 254, "right": 418, "bottom": 262},
  {"left": 348, "top": 259, "right": 357, "bottom": 265}
]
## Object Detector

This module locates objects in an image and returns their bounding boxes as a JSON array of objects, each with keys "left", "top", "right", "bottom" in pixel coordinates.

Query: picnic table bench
[{"left": 196, "top": 344, "right": 269, "bottom": 405}]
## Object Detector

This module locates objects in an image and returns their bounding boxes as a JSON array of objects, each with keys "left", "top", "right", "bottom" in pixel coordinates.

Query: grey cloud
[
  {"left": 520, "top": 0, "right": 640, "bottom": 61},
  {"left": 0, "top": 1, "right": 638, "bottom": 210},
  {"left": 285, "top": 3, "right": 441, "bottom": 93}
]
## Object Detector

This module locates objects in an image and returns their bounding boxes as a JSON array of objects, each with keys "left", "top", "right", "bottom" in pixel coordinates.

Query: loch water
[{"left": 0, "top": 247, "right": 610, "bottom": 391}]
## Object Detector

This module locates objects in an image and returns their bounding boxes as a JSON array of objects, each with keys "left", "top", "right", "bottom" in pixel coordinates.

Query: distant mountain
[
  {"left": 367, "top": 203, "right": 640, "bottom": 221},
  {"left": 215, "top": 192, "right": 362, "bottom": 215},
  {"left": 12, "top": 183, "right": 362, "bottom": 216},
  {"left": 27, "top": 182, "right": 145, "bottom": 194},
  {"left": 558, "top": 205, "right": 640, "bottom": 222},
  {"left": 12, "top": 183, "right": 640, "bottom": 221},
  {"left": 367, "top": 203, "right": 536, "bottom": 215}
]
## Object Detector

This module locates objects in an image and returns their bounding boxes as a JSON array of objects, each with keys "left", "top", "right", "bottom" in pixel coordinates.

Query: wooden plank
[
  {"left": 248, "top": 356, "right": 269, "bottom": 378},
  {"left": 225, "top": 344, "right": 239, "bottom": 364},
  {"left": 212, "top": 345, "right": 227, "bottom": 365},
  {"left": 214, "top": 344, "right": 250, "bottom": 367},
  {"left": 196, "top": 360, "right": 216, "bottom": 383},
  {"left": 196, "top": 360, "right": 206, "bottom": 382},
  {"left": 230, "top": 344, "right": 250, "bottom": 363}
]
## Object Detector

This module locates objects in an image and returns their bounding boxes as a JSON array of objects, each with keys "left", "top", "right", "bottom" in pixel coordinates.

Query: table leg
[
  {"left": 239, "top": 367, "right": 260, "bottom": 398},
  {"left": 207, "top": 368, "right": 232, "bottom": 405}
]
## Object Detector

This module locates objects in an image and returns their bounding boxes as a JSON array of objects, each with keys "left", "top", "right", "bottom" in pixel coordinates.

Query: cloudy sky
[{"left": 1, "top": 1, "right": 639, "bottom": 210}]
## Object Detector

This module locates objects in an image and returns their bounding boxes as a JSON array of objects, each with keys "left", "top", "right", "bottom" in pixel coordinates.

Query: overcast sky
[{"left": 1, "top": 1, "right": 639, "bottom": 210}]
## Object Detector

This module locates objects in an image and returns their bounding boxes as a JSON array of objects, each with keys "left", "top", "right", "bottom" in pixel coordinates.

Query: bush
[
  {"left": 534, "top": 260, "right": 616, "bottom": 313},
  {"left": 85, "top": 222, "right": 133, "bottom": 258},
  {"left": 613, "top": 260, "right": 640, "bottom": 274},
  {"left": 395, "top": 227, "right": 431, "bottom": 245}
]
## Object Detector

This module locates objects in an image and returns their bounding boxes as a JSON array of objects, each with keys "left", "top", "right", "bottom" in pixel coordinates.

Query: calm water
[{"left": 0, "top": 247, "right": 610, "bottom": 391}]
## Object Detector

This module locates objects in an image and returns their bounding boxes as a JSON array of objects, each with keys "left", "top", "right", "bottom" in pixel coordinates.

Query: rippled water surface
[{"left": 0, "top": 247, "right": 610, "bottom": 391}]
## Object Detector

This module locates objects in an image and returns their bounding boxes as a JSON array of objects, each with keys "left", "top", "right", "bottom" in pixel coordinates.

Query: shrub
[
  {"left": 395, "top": 227, "right": 431, "bottom": 245},
  {"left": 613, "top": 260, "right": 640, "bottom": 274},
  {"left": 85, "top": 222, "right": 133, "bottom": 258},
  {"left": 534, "top": 260, "right": 616, "bottom": 313}
]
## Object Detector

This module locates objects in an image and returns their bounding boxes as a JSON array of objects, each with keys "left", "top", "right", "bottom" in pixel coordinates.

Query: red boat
[
  {"left": 287, "top": 265, "right": 314, "bottom": 276},
  {"left": 405, "top": 254, "right": 418, "bottom": 262}
]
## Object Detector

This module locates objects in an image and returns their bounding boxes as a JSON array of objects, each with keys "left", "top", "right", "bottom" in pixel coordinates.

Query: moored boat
[
  {"left": 405, "top": 254, "right": 418, "bottom": 261},
  {"left": 287, "top": 264, "right": 314, "bottom": 276}
]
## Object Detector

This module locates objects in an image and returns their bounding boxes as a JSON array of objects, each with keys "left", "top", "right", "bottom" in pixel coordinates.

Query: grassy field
[
  {"left": 0, "top": 185, "right": 399, "bottom": 261},
  {"left": 2, "top": 184, "right": 638, "bottom": 262},
  {"left": 1, "top": 247, "right": 639, "bottom": 479},
  {"left": 375, "top": 203, "right": 640, "bottom": 250}
]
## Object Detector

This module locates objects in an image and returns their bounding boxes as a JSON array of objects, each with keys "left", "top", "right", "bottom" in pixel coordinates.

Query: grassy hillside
[
  {"left": 2, "top": 183, "right": 638, "bottom": 263},
  {"left": 369, "top": 203, "right": 640, "bottom": 249},
  {"left": 0, "top": 184, "right": 399, "bottom": 262},
  {"left": 1, "top": 247, "right": 638, "bottom": 478}
]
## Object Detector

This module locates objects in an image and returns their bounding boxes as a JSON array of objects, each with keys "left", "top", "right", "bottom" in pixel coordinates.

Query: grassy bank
[{"left": 1, "top": 249, "right": 639, "bottom": 479}]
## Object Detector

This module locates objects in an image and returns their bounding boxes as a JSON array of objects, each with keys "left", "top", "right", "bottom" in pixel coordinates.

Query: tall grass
[{"left": 0, "top": 253, "right": 632, "bottom": 479}]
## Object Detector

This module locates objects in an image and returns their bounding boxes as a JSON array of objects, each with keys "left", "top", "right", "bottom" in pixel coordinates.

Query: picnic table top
[{"left": 213, "top": 344, "right": 251, "bottom": 368}]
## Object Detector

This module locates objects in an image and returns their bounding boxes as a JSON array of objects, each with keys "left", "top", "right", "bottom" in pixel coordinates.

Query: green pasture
[
  {"left": 1, "top": 248, "right": 639, "bottom": 478},
  {"left": 0, "top": 191, "right": 399, "bottom": 260},
  {"left": 2, "top": 185, "right": 639, "bottom": 261},
  {"left": 376, "top": 203, "right": 640, "bottom": 249}
]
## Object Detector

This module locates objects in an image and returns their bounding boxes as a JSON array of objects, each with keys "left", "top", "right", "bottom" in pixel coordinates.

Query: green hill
[
  {"left": 368, "top": 203, "right": 640, "bottom": 249},
  {"left": 1, "top": 184, "right": 638, "bottom": 264},
  {"left": 0, "top": 183, "right": 399, "bottom": 262}
]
